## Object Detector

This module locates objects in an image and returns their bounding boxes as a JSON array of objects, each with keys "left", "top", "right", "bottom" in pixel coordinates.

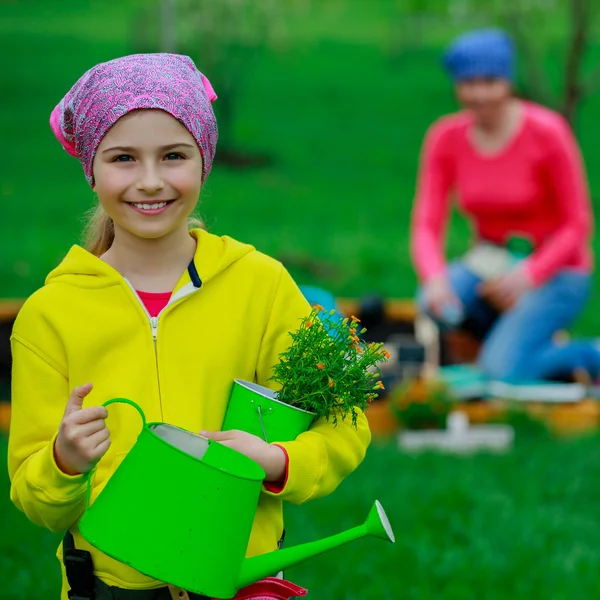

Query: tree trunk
[
  {"left": 160, "top": 0, "right": 177, "bottom": 53},
  {"left": 561, "top": 0, "right": 590, "bottom": 126}
]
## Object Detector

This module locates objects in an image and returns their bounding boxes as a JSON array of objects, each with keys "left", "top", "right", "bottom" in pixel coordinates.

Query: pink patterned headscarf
[{"left": 50, "top": 53, "right": 218, "bottom": 186}]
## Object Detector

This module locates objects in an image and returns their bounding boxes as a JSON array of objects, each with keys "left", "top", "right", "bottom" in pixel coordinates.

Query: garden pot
[{"left": 222, "top": 380, "right": 316, "bottom": 443}]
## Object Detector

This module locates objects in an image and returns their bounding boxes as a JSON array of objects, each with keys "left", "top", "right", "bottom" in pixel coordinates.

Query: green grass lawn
[{"left": 4, "top": 428, "right": 600, "bottom": 600}]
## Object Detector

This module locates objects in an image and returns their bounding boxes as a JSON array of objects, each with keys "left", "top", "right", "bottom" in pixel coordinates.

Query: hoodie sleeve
[
  {"left": 410, "top": 118, "right": 455, "bottom": 283},
  {"left": 8, "top": 299, "right": 88, "bottom": 533},
  {"left": 256, "top": 265, "right": 371, "bottom": 504}
]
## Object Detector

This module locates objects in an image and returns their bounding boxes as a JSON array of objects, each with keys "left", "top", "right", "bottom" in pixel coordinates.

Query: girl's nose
[{"left": 137, "top": 165, "right": 165, "bottom": 194}]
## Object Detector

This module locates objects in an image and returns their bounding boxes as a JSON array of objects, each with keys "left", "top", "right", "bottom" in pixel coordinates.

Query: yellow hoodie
[{"left": 8, "top": 228, "right": 371, "bottom": 594}]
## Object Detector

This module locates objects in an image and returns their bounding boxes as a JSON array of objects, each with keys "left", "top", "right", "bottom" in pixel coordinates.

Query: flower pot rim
[{"left": 233, "top": 379, "right": 317, "bottom": 416}]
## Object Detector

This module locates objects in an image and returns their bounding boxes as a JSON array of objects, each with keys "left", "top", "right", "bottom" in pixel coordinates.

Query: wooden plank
[
  {"left": 0, "top": 300, "right": 24, "bottom": 322},
  {"left": 337, "top": 298, "right": 417, "bottom": 322},
  {"left": 0, "top": 297, "right": 419, "bottom": 323},
  {"left": 0, "top": 402, "right": 9, "bottom": 434}
]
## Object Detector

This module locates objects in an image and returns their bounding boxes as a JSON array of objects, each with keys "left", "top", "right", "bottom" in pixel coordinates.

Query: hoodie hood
[{"left": 45, "top": 229, "right": 255, "bottom": 291}]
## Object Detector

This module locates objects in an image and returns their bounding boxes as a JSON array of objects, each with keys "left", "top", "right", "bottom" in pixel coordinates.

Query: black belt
[{"left": 63, "top": 532, "right": 209, "bottom": 600}]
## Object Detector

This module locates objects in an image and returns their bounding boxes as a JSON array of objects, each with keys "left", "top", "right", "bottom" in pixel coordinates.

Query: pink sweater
[{"left": 410, "top": 102, "right": 593, "bottom": 286}]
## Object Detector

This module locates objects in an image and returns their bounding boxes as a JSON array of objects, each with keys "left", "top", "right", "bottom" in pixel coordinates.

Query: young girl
[{"left": 8, "top": 53, "right": 371, "bottom": 600}]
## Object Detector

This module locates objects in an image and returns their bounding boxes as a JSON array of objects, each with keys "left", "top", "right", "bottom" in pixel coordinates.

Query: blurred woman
[{"left": 410, "top": 28, "right": 600, "bottom": 382}]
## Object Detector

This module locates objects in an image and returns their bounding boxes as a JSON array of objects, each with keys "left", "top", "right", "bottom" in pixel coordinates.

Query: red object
[
  {"left": 411, "top": 101, "right": 593, "bottom": 286},
  {"left": 263, "top": 445, "right": 289, "bottom": 493},
  {"left": 136, "top": 290, "right": 172, "bottom": 317},
  {"left": 225, "top": 577, "right": 308, "bottom": 600}
]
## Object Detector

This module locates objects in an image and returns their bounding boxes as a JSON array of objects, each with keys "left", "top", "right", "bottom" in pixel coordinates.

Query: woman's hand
[
  {"left": 424, "top": 274, "right": 462, "bottom": 320},
  {"left": 200, "top": 429, "right": 286, "bottom": 482},
  {"left": 478, "top": 268, "right": 532, "bottom": 312},
  {"left": 54, "top": 383, "right": 111, "bottom": 476}
]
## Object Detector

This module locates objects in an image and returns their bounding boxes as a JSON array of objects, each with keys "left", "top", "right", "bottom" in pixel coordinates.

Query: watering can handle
[{"left": 84, "top": 398, "right": 147, "bottom": 511}]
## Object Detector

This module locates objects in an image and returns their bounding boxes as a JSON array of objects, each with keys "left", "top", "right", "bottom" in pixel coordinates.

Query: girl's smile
[{"left": 127, "top": 199, "right": 176, "bottom": 216}]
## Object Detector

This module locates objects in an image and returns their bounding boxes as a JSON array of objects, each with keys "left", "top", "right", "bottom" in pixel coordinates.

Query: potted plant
[
  {"left": 389, "top": 377, "right": 452, "bottom": 430},
  {"left": 222, "top": 306, "right": 389, "bottom": 442}
]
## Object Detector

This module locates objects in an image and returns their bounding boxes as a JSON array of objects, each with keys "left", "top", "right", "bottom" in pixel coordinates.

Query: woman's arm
[
  {"left": 255, "top": 266, "right": 371, "bottom": 504},
  {"left": 410, "top": 120, "right": 455, "bottom": 282},
  {"left": 522, "top": 115, "right": 593, "bottom": 286}
]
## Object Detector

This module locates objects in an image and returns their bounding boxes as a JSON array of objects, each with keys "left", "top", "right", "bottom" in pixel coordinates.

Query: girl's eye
[
  {"left": 165, "top": 152, "right": 185, "bottom": 161},
  {"left": 113, "top": 154, "right": 133, "bottom": 163}
]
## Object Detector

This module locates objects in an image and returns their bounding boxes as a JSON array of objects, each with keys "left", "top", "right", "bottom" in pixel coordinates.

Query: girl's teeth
[{"left": 133, "top": 202, "right": 167, "bottom": 210}]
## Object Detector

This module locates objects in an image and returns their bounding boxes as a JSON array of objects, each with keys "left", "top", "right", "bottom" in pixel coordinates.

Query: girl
[
  {"left": 411, "top": 29, "right": 600, "bottom": 383},
  {"left": 8, "top": 53, "right": 370, "bottom": 600}
]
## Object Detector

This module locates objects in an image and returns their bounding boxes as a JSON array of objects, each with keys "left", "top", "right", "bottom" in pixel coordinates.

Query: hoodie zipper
[
  {"left": 150, "top": 316, "right": 159, "bottom": 341},
  {"left": 125, "top": 280, "right": 200, "bottom": 420}
]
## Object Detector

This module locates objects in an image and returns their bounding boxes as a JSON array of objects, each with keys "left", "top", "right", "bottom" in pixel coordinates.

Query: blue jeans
[{"left": 423, "top": 261, "right": 600, "bottom": 382}]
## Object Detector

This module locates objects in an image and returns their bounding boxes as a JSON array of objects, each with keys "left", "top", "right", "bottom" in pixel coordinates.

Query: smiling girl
[{"left": 8, "top": 53, "right": 370, "bottom": 600}]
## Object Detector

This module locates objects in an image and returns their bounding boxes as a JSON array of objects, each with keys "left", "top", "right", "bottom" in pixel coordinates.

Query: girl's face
[
  {"left": 454, "top": 77, "right": 512, "bottom": 124},
  {"left": 93, "top": 110, "right": 203, "bottom": 242}
]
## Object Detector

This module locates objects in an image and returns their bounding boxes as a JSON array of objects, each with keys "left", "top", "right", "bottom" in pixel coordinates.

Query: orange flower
[
  {"left": 305, "top": 320, "right": 313, "bottom": 328},
  {"left": 376, "top": 381, "right": 385, "bottom": 390},
  {"left": 383, "top": 349, "right": 391, "bottom": 360},
  {"left": 317, "top": 363, "right": 325, "bottom": 370},
  {"left": 313, "top": 304, "right": 324, "bottom": 312},
  {"left": 350, "top": 327, "right": 357, "bottom": 335},
  {"left": 328, "top": 379, "right": 335, "bottom": 387},
  {"left": 350, "top": 315, "right": 361, "bottom": 323}
]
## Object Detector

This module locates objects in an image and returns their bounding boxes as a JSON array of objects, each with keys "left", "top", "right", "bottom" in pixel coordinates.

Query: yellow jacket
[{"left": 8, "top": 229, "right": 371, "bottom": 594}]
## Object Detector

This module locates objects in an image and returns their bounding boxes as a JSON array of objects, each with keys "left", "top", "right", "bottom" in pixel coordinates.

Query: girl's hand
[
  {"left": 424, "top": 274, "right": 462, "bottom": 320},
  {"left": 478, "top": 268, "right": 532, "bottom": 312},
  {"left": 200, "top": 429, "right": 286, "bottom": 482},
  {"left": 54, "top": 383, "right": 111, "bottom": 476}
]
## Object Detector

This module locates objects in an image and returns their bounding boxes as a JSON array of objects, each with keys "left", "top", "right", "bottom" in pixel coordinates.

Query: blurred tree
[
  {"left": 387, "top": 0, "right": 445, "bottom": 65},
  {"left": 160, "top": 0, "right": 177, "bottom": 53},
  {"left": 555, "top": 0, "right": 600, "bottom": 125},
  {"left": 132, "top": 0, "right": 311, "bottom": 167},
  {"left": 499, "top": 0, "right": 600, "bottom": 126},
  {"left": 391, "top": 0, "right": 600, "bottom": 127}
]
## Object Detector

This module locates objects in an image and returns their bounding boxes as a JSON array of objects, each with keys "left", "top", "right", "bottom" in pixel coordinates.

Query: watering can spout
[{"left": 236, "top": 500, "right": 394, "bottom": 589}]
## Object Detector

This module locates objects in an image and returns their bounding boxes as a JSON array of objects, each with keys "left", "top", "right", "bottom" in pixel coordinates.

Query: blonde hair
[{"left": 83, "top": 204, "right": 205, "bottom": 256}]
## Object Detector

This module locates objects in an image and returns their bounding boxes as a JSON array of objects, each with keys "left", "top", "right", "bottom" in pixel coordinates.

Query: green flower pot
[{"left": 222, "top": 380, "right": 316, "bottom": 443}]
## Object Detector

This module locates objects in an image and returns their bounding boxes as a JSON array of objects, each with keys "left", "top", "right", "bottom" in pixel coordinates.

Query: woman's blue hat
[{"left": 443, "top": 28, "right": 514, "bottom": 82}]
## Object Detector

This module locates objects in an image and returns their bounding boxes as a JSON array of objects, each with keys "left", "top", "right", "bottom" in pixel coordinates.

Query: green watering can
[{"left": 79, "top": 399, "right": 395, "bottom": 599}]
